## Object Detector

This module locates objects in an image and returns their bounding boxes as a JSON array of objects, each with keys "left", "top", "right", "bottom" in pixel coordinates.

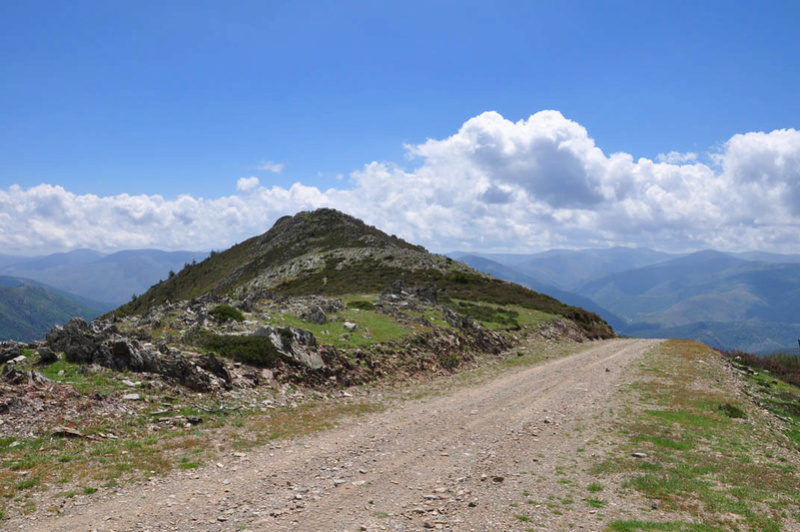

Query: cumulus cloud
[
  {"left": 3, "top": 112, "right": 800, "bottom": 255},
  {"left": 257, "top": 161, "right": 285, "bottom": 173},
  {"left": 237, "top": 176, "right": 260, "bottom": 192}
]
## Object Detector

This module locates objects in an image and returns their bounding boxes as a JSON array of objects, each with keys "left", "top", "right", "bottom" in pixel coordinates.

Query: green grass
[
  {"left": 38, "top": 359, "right": 133, "bottom": 395},
  {"left": 276, "top": 302, "right": 417, "bottom": 348},
  {"left": 608, "top": 521, "right": 721, "bottom": 531},
  {"left": 587, "top": 482, "right": 603, "bottom": 493},
  {"left": 593, "top": 340, "right": 800, "bottom": 531}
]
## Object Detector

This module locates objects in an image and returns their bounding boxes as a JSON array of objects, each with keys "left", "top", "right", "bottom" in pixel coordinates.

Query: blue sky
[{"left": 2, "top": 1, "right": 800, "bottom": 254}]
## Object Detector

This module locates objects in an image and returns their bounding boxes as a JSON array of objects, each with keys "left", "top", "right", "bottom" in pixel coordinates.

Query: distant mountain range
[
  {"left": 0, "top": 249, "right": 209, "bottom": 306},
  {"left": 0, "top": 276, "right": 111, "bottom": 342},
  {"left": 451, "top": 248, "right": 800, "bottom": 354},
  {"left": 0, "top": 249, "right": 208, "bottom": 342},
  {"left": 4, "top": 237, "right": 800, "bottom": 353}
]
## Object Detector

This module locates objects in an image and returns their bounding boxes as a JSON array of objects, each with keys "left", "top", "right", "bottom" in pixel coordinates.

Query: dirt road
[{"left": 11, "top": 338, "right": 661, "bottom": 531}]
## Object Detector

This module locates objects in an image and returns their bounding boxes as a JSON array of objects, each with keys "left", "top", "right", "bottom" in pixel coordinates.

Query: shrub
[
  {"left": 719, "top": 403, "right": 747, "bottom": 419},
  {"left": 198, "top": 332, "right": 283, "bottom": 367},
  {"left": 439, "top": 353, "right": 460, "bottom": 369},
  {"left": 456, "top": 301, "right": 519, "bottom": 327},
  {"left": 209, "top": 305, "right": 244, "bottom": 323},
  {"left": 347, "top": 300, "right": 376, "bottom": 311}
]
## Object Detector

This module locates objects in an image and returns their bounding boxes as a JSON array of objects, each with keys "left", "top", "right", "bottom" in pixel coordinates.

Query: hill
[
  {"left": 115, "top": 209, "right": 613, "bottom": 339},
  {"left": 0, "top": 276, "right": 109, "bottom": 342}
]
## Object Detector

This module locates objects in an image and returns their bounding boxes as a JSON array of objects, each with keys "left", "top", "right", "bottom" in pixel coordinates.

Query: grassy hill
[{"left": 113, "top": 209, "right": 614, "bottom": 339}]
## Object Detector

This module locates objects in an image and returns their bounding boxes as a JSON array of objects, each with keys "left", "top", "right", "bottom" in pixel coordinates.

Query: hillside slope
[
  {"left": 455, "top": 254, "right": 627, "bottom": 331},
  {"left": 0, "top": 276, "right": 108, "bottom": 342},
  {"left": 577, "top": 250, "right": 800, "bottom": 352},
  {"left": 115, "top": 209, "right": 614, "bottom": 339}
]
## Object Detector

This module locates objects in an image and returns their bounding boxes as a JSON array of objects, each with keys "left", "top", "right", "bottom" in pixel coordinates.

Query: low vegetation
[
  {"left": 192, "top": 330, "right": 284, "bottom": 367},
  {"left": 595, "top": 340, "right": 800, "bottom": 531},
  {"left": 208, "top": 304, "right": 244, "bottom": 323},
  {"left": 721, "top": 349, "right": 800, "bottom": 386}
]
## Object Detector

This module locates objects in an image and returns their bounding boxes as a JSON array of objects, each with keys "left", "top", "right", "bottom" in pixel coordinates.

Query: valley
[{"left": 456, "top": 249, "right": 800, "bottom": 354}]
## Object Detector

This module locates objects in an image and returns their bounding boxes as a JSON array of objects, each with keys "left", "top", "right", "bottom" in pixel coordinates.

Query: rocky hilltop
[{"left": 116, "top": 209, "right": 612, "bottom": 338}]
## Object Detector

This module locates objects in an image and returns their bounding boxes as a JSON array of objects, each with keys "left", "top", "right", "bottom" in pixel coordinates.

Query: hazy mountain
[
  {"left": 456, "top": 254, "right": 627, "bottom": 331},
  {"left": 451, "top": 247, "right": 677, "bottom": 290},
  {"left": 452, "top": 247, "right": 800, "bottom": 353},
  {"left": 575, "top": 250, "right": 800, "bottom": 353},
  {"left": 0, "top": 276, "right": 110, "bottom": 342},
  {"left": 733, "top": 251, "right": 800, "bottom": 263},
  {"left": 0, "top": 249, "right": 209, "bottom": 305},
  {"left": 629, "top": 321, "right": 800, "bottom": 355}
]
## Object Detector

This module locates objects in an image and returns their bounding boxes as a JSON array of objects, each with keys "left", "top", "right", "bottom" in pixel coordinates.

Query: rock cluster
[{"left": 45, "top": 317, "right": 223, "bottom": 391}]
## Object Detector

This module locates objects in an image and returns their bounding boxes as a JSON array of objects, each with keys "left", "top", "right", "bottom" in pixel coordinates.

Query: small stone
[
  {"left": 122, "top": 393, "right": 140, "bottom": 401},
  {"left": 51, "top": 426, "right": 84, "bottom": 439},
  {"left": 632, "top": 452, "right": 648, "bottom": 458},
  {"left": 492, "top": 476, "right": 504, "bottom": 483}
]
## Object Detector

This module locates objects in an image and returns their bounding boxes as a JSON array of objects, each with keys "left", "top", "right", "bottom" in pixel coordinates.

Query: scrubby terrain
[
  {"left": 0, "top": 209, "right": 615, "bottom": 525},
  {"left": 4, "top": 210, "right": 798, "bottom": 530}
]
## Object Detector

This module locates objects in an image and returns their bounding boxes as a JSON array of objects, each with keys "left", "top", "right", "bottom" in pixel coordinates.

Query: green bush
[
  {"left": 456, "top": 301, "right": 519, "bottom": 327},
  {"left": 209, "top": 305, "right": 245, "bottom": 323},
  {"left": 347, "top": 300, "right": 376, "bottom": 311},
  {"left": 439, "top": 353, "right": 460, "bottom": 369},
  {"left": 198, "top": 332, "right": 282, "bottom": 367},
  {"left": 719, "top": 403, "right": 747, "bottom": 419}
]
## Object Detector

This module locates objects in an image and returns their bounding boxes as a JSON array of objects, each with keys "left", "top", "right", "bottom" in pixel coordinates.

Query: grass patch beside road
[{"left": 596, "top": 339, "right": 800, "bottom": 531}]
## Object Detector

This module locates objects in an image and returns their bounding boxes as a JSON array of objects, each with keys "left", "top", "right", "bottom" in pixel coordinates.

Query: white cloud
[
  {"left": 3, "top": 112, "right": 800, "bottom": 255},
  {"left": 237, "top": 176, "right": 260, "bottom": 192},
  {"left": 656, "top": 151, "right": 698, "bottom": 164},
  {"left": 257, "top": 161, "right": 285, "bottom": 173}
]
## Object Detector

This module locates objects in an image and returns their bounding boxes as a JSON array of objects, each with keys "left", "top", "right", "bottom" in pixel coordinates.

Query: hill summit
[{"left": 116, "top": 209, "right": 613, "bottom": 339}]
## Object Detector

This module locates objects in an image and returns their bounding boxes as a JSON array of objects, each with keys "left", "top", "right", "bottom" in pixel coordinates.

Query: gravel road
[{"left": 11, "top": 338, "right": 662, "bottom": 532}]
